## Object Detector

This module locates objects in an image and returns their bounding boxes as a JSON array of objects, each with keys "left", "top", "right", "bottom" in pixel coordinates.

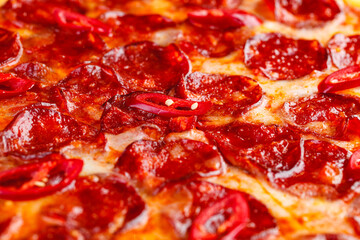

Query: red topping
[
  {"left": 53, "top": 8, "right": 112, "bottom": 35},
  {"left": 318, "top": 66, "right": 360, "bottom": 93},
  {"left": 0, "top": 73, "right": 35, "bottom": 99},
  {"left": 178, "top": 0, "right": 242, "bottom": 9},
  {"left": 126, "top": 92, "right": 212, "bottom": 117},
  {"left": 328, "top": 34, "right": 360, "bottom": 69},
  {"left": 206, "top": 122, "right": 301, "bottom": 173},
  {"left": 188, "top": 9, "right": 262, "bottom": 30},
  {"left": 177, "top": 72, "right": 263, "bottom": 124},
  {"left": 38, "top": 174, "right": 146, "bottom": 238},
  {"left": 53, "top": 64, "right": 126, "bottom": 123},
  {"left": 281, "top": 94, "right": 360, "bottom": 139},
  {"left": 346, "top": 116, "right": 360, "bottom": 137},
  {"left": 244, "top": 33, "right": 328, "bottom": 80},
  {"left": 13, "top": 62, "right": 55, "bottom": 82},
  {"left": 158, "top": 181, "right": 277, "bottom": 239},
  {"left": 0, "top": 106, "right": 97, "bottom": 155},
  {"left": 265, "top": 0, "right": 341, "bottom": 28},
  {"left": 189, "top": 192, "right": 249, "bottom": 240},
  {"left": 101, "top": 41, "right": 190, "bottom": 92},
  {"left": 115, "top": 139, "right": 223, "bottom": 186},
  {"left": 0, "top": 28, "right": 23, "bottom": 69},
  {"left": 0, "top": 154, "right": 83, "bottom": 201},
  {"left": 350, "top": 149, "right": 360, "bottom": 170}
]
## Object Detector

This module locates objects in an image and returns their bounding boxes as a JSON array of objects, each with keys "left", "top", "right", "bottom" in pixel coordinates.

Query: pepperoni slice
[
  {"left": 0, "top": 106, "right": 97, "bottom": 155},
  {"left": 273, "top": 140, "right": 350, "bottom": 199},
  {"left": 244, "top": 33, "right": 328, "bottom": 80},
  {"left": 205, "top": 122, "right": 301, "bottom": 174},
  {"left": 0, "top": 73, "right": 35, "bottom": 99},
  {"left": 101, "top": 41, "right": 190, "bottom": 92},
  {"left": 0, "top": 28, "right": 23, "bottom": 69},
  {"left": 177, "top": 0, "right": 242, "bottom": 9},
  {"left": 328, "top": 34, "right": 360, "bottom": 69},
  {"left": 188, "top": 9, "right": 262, "bottom": 30},
  {"left": 158, "top": 181, "right": 277, "bottom": 239},
  {"left": 281, "top": 94, "right": 360, "bottom": 139},
  {"left": 0, "top": 155, "right": 83, "bottom": 201},
  {"left": 265, "top": 0, "right": 341, "bottom": 28},
  {"left": 115, "top": 139, "right": 223, "bottom": 187},
  {"left": 13, "top": 62, "right": 55, "bottom": 83},
  {"left": 53, "top": 64, "right": 126, "bottom": 123},
  {"left": 177, "top": 72, "right": 263, "bottom": 125},
  {"left": 37, "top": 174, "right": 146, "bottom": 239}
]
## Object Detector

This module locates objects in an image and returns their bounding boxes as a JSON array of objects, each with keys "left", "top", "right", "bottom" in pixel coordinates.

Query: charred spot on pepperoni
[
  {"left": 38, "top": 174, "right": 146, "bottom": 239},
  {"left": 265, "top": 0, "right": 341, "bottom": 28},
  {"left": 158, "top": 181, "right": 277, "bottom": 239},
  {"left": 0, "top": 28, "right": 23, "bottom": 70},
  {"left": 115, "top": 139, "right": 223, "bottom": 187},
  {"left": 205, "top": 122, "right": 301, "bottom": 174},
  {"left": 101, "top": 41, "right": 190, "bottom": 92},
  {"left": 244, "top": 33, "right": 328, "bottom": 80},
  {"left": 281, "top": 94, "right": 360, "bottom": 139},
  {"left": 0, "top": 106, "right": 97, "bottom": 155},
  {"left": 328, "top": 34, "right": 360, "bottom": 69},
  {"left": 176, "top": 0, "right": 242, "bottom": 9},
  {"left": 52, "top": 64, "right": 126, "bottom": 123},
  {"left": 177, "top": 72, "right": 263, "bottom": 125}
]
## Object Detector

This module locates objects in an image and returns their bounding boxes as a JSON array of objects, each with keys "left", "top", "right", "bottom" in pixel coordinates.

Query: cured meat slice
[
  {"left": 101, "top": 41, "right": 190, "bottom": 92},
  {"left": 328, "top": 34, "right": 360, "bottom": 69},
  {"left": 13, "top": 62, "right": 55, "bottom": 83},
  {"left": 177, "top": 0, "right": 242, "bottom": 9},
  {"left": 281, "top": 94, "right": 360, "bottom": 139},
  {"left": 177, "top": 72, "right": 263, "bottom": 125},
  {"left": 244, "top": 33, "right": 328, "bottom": 80},
  {"left": 0, "top": 73, "right": 35, "bottom": 99},
  {"left": 265, "top": 0, "right": 341, "bottom": 28},
  {"left": 206, "top": 122, "right": 301, "bottom": 174},
  {"left": 0, "top": 154, "right": 83, "bottom": 201},
  {"left": 115, "top": 139, "right": 223, "bottom": 187},
  {"left": 157, "top": 180, "right": 277, "bottom": 239},
  {"left": 53, "top": 64, "right": 126, "bottom": 123},
  {"left": 35, "top": 174, "right": 146, "bottom": 239},
  {"left": 0, "top": 106, "right": 97, "bottom": 155},
  {"left": 0, "top": 28, "right": 23, "bottom": 69}
]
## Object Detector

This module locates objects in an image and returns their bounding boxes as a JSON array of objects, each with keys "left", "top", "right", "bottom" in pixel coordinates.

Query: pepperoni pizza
[{"left": 1, "top": 0, "right": 360, "bottom": 239}]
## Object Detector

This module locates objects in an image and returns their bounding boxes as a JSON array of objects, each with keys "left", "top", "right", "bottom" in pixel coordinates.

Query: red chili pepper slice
[
  {"left": 318, "top": 66, "right": 360, "bottom": 93},
  {"left": 126, "top": 93, "right": 212, "bottom": 117},
  {"left": 0, "top": 73, "right": 35, "bottom": 98},
  {"left": 350, "top": 149, "right": 360, "bottom": 170},
  {"left": 188, "top": 9, "right": 262, "bottom": 30},
  {"left": 0, "top": 157, "right": 83, "bottom": 201},
  {"left": 53, "top": 8, "right": 112, "bottom": 36},
  {"left": 189, "top": 192, "right": 249, "bottom": 240}
]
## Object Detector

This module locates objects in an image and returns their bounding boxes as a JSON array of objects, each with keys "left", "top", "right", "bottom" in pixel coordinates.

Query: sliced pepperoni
[
  {"left": 158, "top": 180, "right": 277, "bottom": 239},
  {"left": 0, "top": 28, "right": 23, "bottom": 69},
  {"left": 273, "top": 140, "right": 350, "bottom": 199},
  {"left": 0, "top": 106, "right": 97, "bottom": 155},
  {"left": 177, "top": 0, "right": 242, "bottom": 9},
  {"left": 52, "top": 64, "right": 126, "bottom": 123},
  {"left": 281, "top": 94, "right": 360, "bottom": 139},
  {"left": 36, "top": 174, "right": 146, "bottom": 239},
  {"left": 177, "top": 72, "right": 263, "bottom": 125},
  {"left": 115, "top": 139, "right": 223, "bottom": 187},
  {"left": 205, "top": 122, "right": 301, "bottom": 174},
  {"left": 13, "top": 62, "right": 54, "bottom": 83},
  {"left": 0, "top": 73, "right": 35, "bottom": 99},
  {"left": 265, "top": 0, "right": 341, "bottom": 28},
  {"left": 244, "top": 33, "right": 328, "bottom": 80},
  {"left": 328, "top": 34, "right": 360, "bottom": 69},
  {"left": 101, "top": 41, "right": 190, "bottom": 92}
]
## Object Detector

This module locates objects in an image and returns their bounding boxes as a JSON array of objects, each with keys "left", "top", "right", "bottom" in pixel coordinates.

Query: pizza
[{"left": 2, "top": 0, "right": 360, "bottom": 239}]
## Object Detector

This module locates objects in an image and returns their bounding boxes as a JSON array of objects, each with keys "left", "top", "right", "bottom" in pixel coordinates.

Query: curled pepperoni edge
[
  {"left": 126, "top": 92, "right": 212, "bottom": 117},
  {"left": 0, "top": 30, "right": 23, "bottom": 69},
  {"left": 53, "top": 8, "right": 112, "bottom": 36},
  {"left": 318, "top": 66, "right": 360, "bottom": 93},
  {"left": 0, "top": 73, "right": 35, "bottom": 98},
  {"left": 0, "top": 158, "right": 83, "bottom": 201},
  {"left": 188, "top": 9, "right": 262, "bottom": 30},
  {"left": 189, "top": 192, "right": 249, "bottom": 240}
]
